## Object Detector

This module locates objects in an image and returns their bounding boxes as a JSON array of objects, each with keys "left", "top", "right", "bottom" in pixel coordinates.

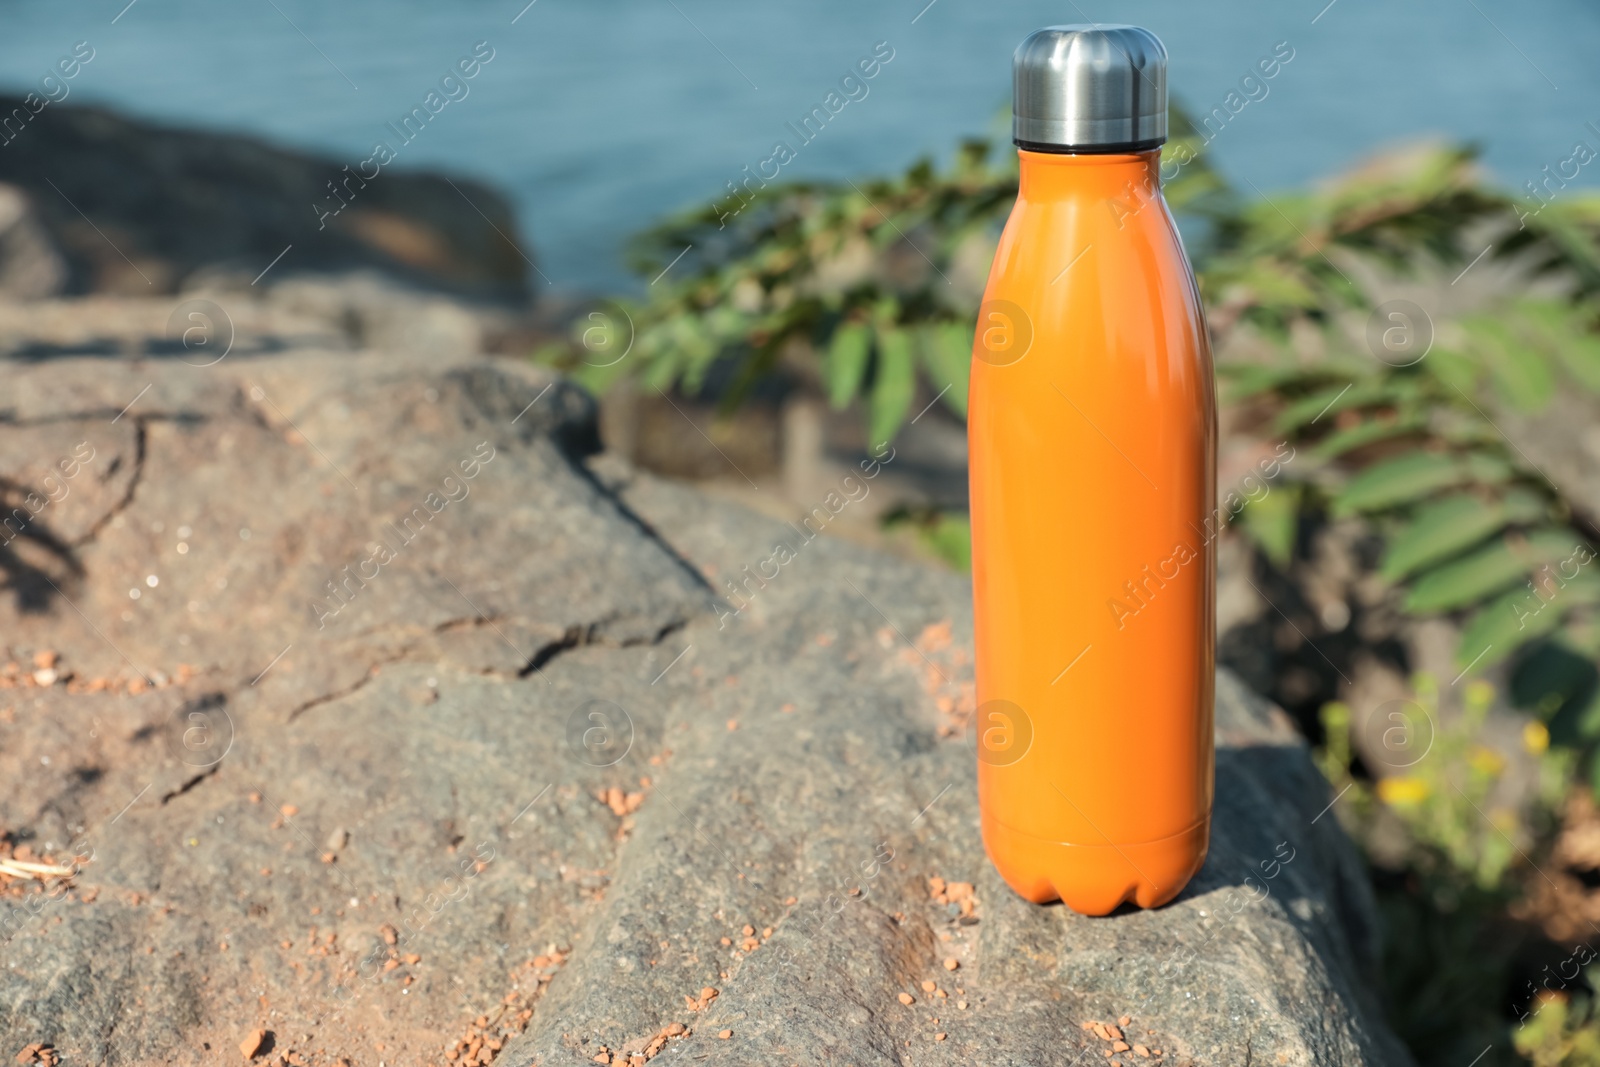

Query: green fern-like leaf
[
  {"left": 917, "top": 322, "right": 973, "bottom": 418},
  {"left": 1404, "top": 529, "right": 1579, "bottom": 613},
  {"left": 869, "top": 325, "right": 916, "bottom": 448},
  {"left": 1334, "top": 452, "right": 1504, "bottom": 516},
  {"left": 1380, "top": 488, "right": 1547, "bottom": 581},
  {"left": 1456, "top": 571, "right": 1600, "bottom": 670},
  {"left": 826, "top": 322, "right": 872, "bottom": 410},
  {"left": 1312, "top": 413, "right": 1427, "bottom": 460},
  {"left": 1468, "top": 315, "right": 1556, "bottom": 412}
]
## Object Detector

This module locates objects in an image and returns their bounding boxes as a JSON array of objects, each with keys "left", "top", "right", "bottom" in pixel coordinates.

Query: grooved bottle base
[{"left": 981, "top": 814, "right": 1210, "bottom": 915}]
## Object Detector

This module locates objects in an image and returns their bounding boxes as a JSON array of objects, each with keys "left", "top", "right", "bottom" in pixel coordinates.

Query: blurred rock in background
[
  {"left": 0, "top": 96, "right": 530, "bottom": 302},
  {"left": 0, "top": 184, "right": 68, "bottom": 300}
]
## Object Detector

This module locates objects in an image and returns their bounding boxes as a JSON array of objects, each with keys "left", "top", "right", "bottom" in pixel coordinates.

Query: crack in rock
[
  {"left": 284, "top": 660, "right": 397, "bottom": 722},
  {"left": 519, "top": 617, "right": 689, "bottom": 677},
  {"left": 158, "top": 762, "right": 219, "bottom": 805}
]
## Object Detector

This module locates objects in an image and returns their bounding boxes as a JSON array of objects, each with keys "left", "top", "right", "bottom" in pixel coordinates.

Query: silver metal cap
[{"left": 1013, "top": 25, "right": 1167, "bottom": 153}]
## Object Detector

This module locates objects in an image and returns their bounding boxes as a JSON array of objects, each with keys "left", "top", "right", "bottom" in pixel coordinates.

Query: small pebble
[{"left": 239, "top": 1029, "right": 266, "bottom": 1060}]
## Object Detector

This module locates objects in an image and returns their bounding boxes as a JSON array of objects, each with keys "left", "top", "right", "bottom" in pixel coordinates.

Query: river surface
[{"left": 2, "top": 0, "right": 1596, "bottom": 292}]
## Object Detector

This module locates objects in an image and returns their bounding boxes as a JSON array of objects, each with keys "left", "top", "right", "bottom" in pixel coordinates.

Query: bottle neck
[{"left": 1016, "top": 148, "right": 1162, "bottom": 202}]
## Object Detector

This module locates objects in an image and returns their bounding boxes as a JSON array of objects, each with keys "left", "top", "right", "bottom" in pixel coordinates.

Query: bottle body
[{"left": 968, "top": 149, "right": 1216, "bottom": 915}]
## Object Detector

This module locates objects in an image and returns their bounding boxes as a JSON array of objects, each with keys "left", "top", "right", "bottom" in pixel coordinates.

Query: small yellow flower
[
  {"left": 1523, "top": 720, "right": 1550, "bottom": 756},
  {"left": 1467, "top": 744, "right": 1506, "bottom": 778},
  {"left": 1377, "top": 776, "right": 1430, "bottom": 807}
]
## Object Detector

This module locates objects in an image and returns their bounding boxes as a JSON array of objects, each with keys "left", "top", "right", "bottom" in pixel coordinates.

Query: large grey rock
[{"left": 0, "top": 342, "right": 1408, "bottom": 1066}]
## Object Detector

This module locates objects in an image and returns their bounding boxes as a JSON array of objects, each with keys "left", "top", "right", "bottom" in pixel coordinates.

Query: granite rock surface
[{"left": 0, "top": 348, "right": 1409, "bottom": 1066}]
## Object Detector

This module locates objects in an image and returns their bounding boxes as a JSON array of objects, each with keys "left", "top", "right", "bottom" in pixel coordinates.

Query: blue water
[{"left": 2, "top": 0, "right": 1597, "bottom": 294}]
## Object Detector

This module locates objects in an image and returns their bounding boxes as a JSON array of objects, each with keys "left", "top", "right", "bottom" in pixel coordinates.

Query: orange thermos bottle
[{"left": 968, "top": 25, "right": 1216, "bottom": 915}]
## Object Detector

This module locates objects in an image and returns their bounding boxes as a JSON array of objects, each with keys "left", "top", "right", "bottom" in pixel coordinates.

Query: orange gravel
[
  {"left": 927, "top": 877, "right": 977, "bottom": 918},
  {"left": 438, "top": 951, "right": 566, "bottom": 1067},
  {"left": 1082, "top": 1019, "right": 1162, "bottom": 1060},
  {"left": 239, "top": 1030, "right": 267, "bottom": 1060},
  {"left": 588, "top": 1022, "right": 690, "bottom": 1066},
  {"left": 598, "top": 787, "right": 645, "bottom": 817},
  {"left": 683, "top": 986, "right": 719, "bottom": 1012}
]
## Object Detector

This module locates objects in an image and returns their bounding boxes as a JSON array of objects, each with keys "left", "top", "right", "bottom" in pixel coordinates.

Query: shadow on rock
[{"left": 0, "top": 478, "right": 83, "bottom": 613}]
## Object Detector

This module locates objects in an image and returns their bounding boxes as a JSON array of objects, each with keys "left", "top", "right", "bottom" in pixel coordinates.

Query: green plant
[
  {"left": 540, "top": 108, "right": 1229, "bottom": 450},
  {"left": 1514, "top": 981, "right": 1600, "bottom": 1067},
  {"left": 1196, "top": 141, "right": 1600, "bottom": 781},
  {"left": 1318, "top": 676, "right": 1569, "bottom": 898},
  {"left": 1317, "top": 678, "right": 1577, "bottom": 1066},
  {"left": 543, "top": 136, "right": 1003, "bottom": 449},
  {"left": 1222, "top": 294, "right": 1600, "bottom": 678}
]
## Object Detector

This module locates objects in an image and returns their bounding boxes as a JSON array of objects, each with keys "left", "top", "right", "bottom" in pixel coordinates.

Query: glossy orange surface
[{"left": 968, "top": 148, "right": 1217, "bottom": 915}]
